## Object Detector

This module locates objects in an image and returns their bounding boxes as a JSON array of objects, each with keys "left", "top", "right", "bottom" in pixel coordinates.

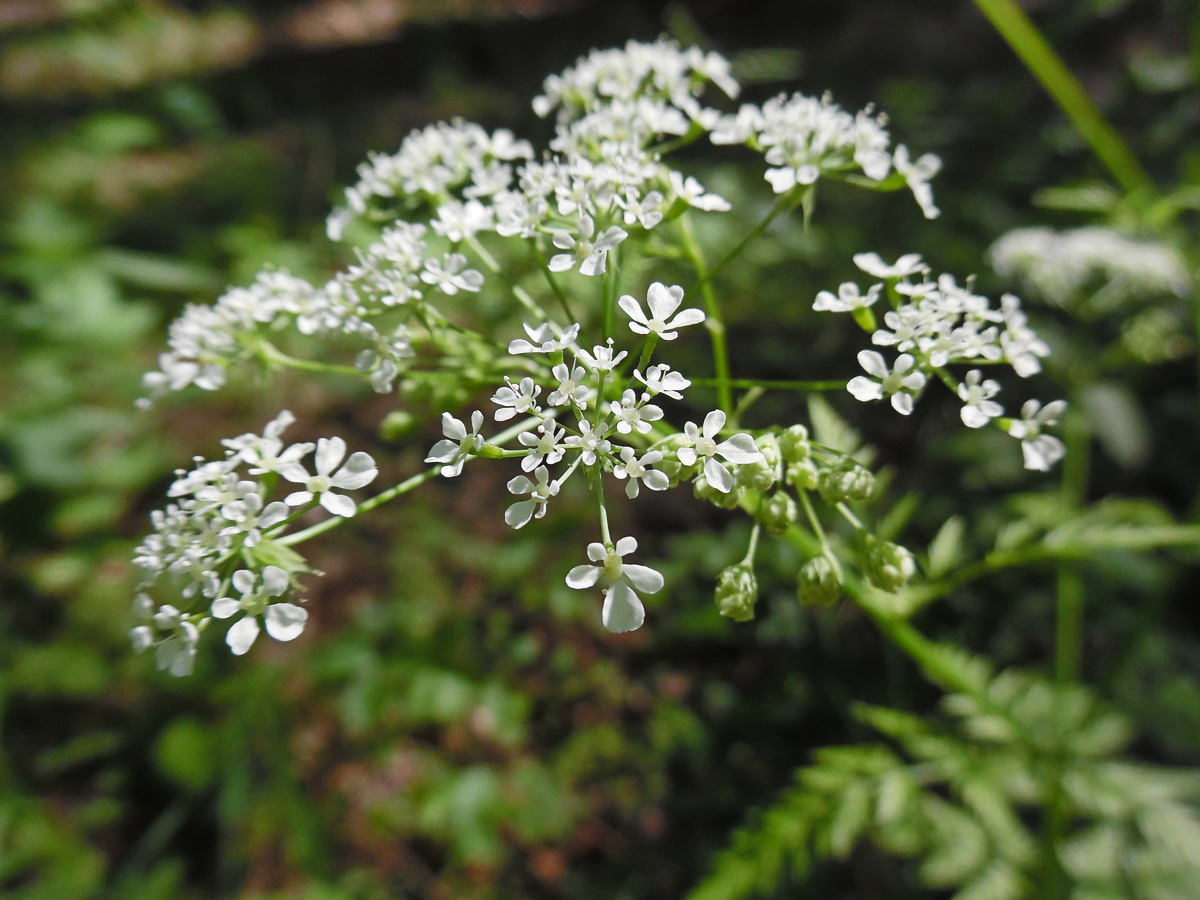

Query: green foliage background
[{"left": 1, "top": 0, "right": 1197, "bottom": 897}]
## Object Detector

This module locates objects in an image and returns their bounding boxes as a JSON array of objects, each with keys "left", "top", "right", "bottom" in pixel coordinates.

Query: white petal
[
  {"left": 847, "top": 376, "right": 883, "bottom": 402},
  {"left": 646, "top": 282, "right": 683, "bottom": 319},
  {"left": 261, "top": 565, "right": 289, "bottom": 597},
  {"left": 504, "top": 499, "right": 535, "bottom": 529},
  {"left": 226, "top": 616, "right": 260, "bottom": 655},
  {"left": 642, "top": 470, "right": 670, "bottom": 491},
  {"left": 601, "top": 582, "right": 645, "bottom": 633},
  {"left": 716, "top": 433, "right": 762, "bottom": 464},
  {"left": 321, "top": 492, "right": 357, "bottom": 517},
  {"left": 264, "top": 603, "right": 308, "bottom": 642},
  {"left": 232, "top": 569, "right": 256, "bottom": 595},
  {"left": 961, "top": 406, "right": 989, "bottom": 428},
  {"left": 857, "top": 350, "right": 888, "bottom": 378},
  {"left": 331, "top": 452, "right": 377, "bottom": 490},
  {"left": 586, "top": 542, "right": 607, "bottom": 562},
  {"left": 667, "top": 308, "right": 706, "bottom": 329},
  {"left": 614, "top": 535, "right": 638, "bottom": 556},
  {"left": 211, "top": 597, "right": 240, "bottom": 619},
  {"left": 284, "top": 490, "right": 314, "bottom": 507},
  {"left": 566, "top": 564, "right": 601, "bottom": 589},
  {"left": 617, "top": 294, "right": 647, "bottom": 324},
  {"left": 702, "top": 409, "right": 726, "bottom": 438},
  {"left": 314, "top": 437, "right": 346, "bottom": 476},
  {"left": 622, "top": 564, "right": 663, "bottom": 594},
  {"left": 704, "top": 457, "right": 734, "bottom": 493}
]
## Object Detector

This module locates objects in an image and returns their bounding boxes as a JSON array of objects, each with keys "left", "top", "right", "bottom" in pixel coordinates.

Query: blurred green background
[{"left": 1, "top": 0, "right": 1197, "bottom": 897}]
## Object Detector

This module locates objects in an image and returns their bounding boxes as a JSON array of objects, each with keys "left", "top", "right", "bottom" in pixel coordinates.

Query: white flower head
[
  {"left": 281, "top": 436, "right": 378, "bottom": 517},
  {"left": 610, "top": 389, "right": 663, "bottom": 435},
  {"left": 547, "top": 214, "right": 627, "bottom": 276},
  {"left": 846, "top": 350, "right": 926, "bottom": 415},
  {"left": 813, "top": 281, "right": 881, "bottom": 313},
  {"left": 491, "top": 376, "right": 542, "bottom": 421},
  {"left": 577, "top": 339, "right": 628, "bottom": 373},
  {"left": 957, "top": 369, "right": 1004, "bottom": 428},
  {"left": 504, "top": 466, "right": 559, "bottom": 528},
  {"left": 211, "top": 566, "right": 308, "bottom": 656},
  {"left": 508, "top": 320, "right": 580, "bottom": 355},
  {"left": 420, "top": 252, "right": 484, "bottom": 295},
  {"left": 618, "top": 282, "right": 705, "bottom": 340},
  {"left": 634, "top": 363, "right": 691, "bottom": 400},
  {"left": 518, "top": 421, "right": 568, "bottom": 472},
  {"left": 613, "top": 447, "right": 669, "bottom": 499},
  {"left": 853, "top": 252, "right": 928, "bottom": 280},
  {"left": 565, "top": 536, "right": 664, "bottom": 633},
  {"left": 668, "top": 170, "right": 731, "bottom": 211},
  {"left": 1006, "top": 399, "right": 1067, "bottom": 471},
  {"left": 548, "top": 362, "right": 592, "bottom": 409},
  {"left": 677, "top": 410, "right": 764, "bottom": 493},
  {"left": 425, "top": 410, "right": 486, "bottom": 477}
]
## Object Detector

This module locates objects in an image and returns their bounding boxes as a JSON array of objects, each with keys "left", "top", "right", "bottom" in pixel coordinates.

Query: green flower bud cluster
[
  {"left": 715, "top": 562, "right": 758, "bottom": 621},
  {"left": 864, "top": 538, "right": 916, "bottom": 592},
  {"left": 796, "top": 556, "right": 841, "bottom": 606},
  {"left": 816, "top": 458, "right": 877, "bottom": 504}
]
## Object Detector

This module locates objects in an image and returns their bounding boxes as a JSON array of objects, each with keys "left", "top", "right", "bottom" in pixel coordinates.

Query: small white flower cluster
[
  {"left": 425, "top": 282, "right": 763, "bottom": 631},
  {"left": 130, "top": 411, "right": 378, "bottom": 674},
  {"left": 817, "top": 253, "right": 1066, "bottom": 471},
  {"left": 988, "top": 225, "right": 1190, "bottom": 308},
  {"left": 712, "top": 94, "right": 941, "bottom": 217}
]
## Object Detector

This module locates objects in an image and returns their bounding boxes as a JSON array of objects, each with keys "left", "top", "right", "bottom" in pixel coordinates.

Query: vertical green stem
[
  {"left": 972, "top": 0, "right": 1156, "bottom": 199},
  {"left": 678, "top": 213, "right": 733, "bottom": 413},
  {"left": 1055, "top": 404, "right": 1090, "bottom": 687}
]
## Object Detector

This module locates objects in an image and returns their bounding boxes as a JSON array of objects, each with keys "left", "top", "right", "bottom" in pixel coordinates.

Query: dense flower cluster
[
  {"left": 131, "top": 411, "right": 377, "bottom": 674},
  {"left": 988, "top": 225, "right": 1190, "bottom": 308},
  {"left": 815, "top": 252, "right": 1064, "bottom": 469}
]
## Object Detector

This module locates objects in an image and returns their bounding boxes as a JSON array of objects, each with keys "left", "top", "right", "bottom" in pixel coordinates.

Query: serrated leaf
[
  {"left": 952, "top": 861, "right": 1024, "bottom": 900},
  {"left": 919, "top": 798, "right": 988, "bottom": 886},
  {"left": 826, "top": 780, "right": 871, "bottom": 859},
  {"left": 876, "top": 769, "right": 918, "bottom": 826},
  {"left": 927, "top": 515, "right": 966, "bottom": 579},
  {"left": 1060, "top": 823, "right": 1124, "bottom": 881},
  {"left": 808, "top": 394, "right": 861, "bottom": 455}
]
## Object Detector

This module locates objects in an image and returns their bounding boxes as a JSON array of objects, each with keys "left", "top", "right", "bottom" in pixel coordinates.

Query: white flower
[
  {"left": 547, "top": 362, "right": 592, "bottom": 409},
  {"left": 577, "top": 339, "right": 628, "bottom": 372},
  {"left": 491, "top": 376, "right": 542, "bottom": 421},
  {"left": 218, "top": 493, "right": 290, "bottom": 547},
  {"left": 677, "top": 410, "right": 763, "bottom": 493},
  {"left": 634, "top": 363, "right": 691, "bottom": 400},
  {"left": 547, "top": 214, "right": 627, "bottom": 276},
  {"left": 853, "top": 252, "right": 928, "bottom": 280},
  {"left": 618, "top": 282, "right": 706, "bottom": 340},
  {"left": 846, "top": 350, "right": 926, "bottom": 415},
  {"left": 613, "top": 447, "right": 669, "bottom": 499},
  {"left": 508, "top": 320, "right": 580, "bottom": 355},
  {"left": 1006, "top": 399, "right": 1067, "bottom": 471},
  {"left": 957, "top": 369, "right": 1004, "bottom": 428},
  {"left": 425, "top": 410, "right": 485, "bottom": 477},
  {"left": 610, "top": 389, "right": 663, "bottom": 435},
  {"left": 504, "top": 466, "right": 560, "bottom": 528},
  {"left": 420, "top": 253, "right": 484, "bottom": 295},
  {"left": 893, "top": 144, "right": 941, "bottom": 219},
  {"left": 565, "top": 536, "right": 664, "bottom": 633},
  {"left": 281, "top": 437, "right": 378, "bottom": 517},
  {"left": 564, "top": 420, "right": 611, "bottom": 466},
  {"left": 518, "top": 421, "right": 568, "bottom": 471},
  {"left": 211, "top": 566, "right": 308, "bottom": 656},
  {"left": 668, "top": 170, "right": 730, "bottom": 211},
  {"left": 136, "top": 603, "right": 202, "bottom": 676},
  {"left": 813, "top": 282, "right": 881, "bottom": 313}
]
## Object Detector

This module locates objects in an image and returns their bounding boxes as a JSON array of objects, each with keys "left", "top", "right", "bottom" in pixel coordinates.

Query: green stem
[
  {"left": 972, "top": 0, "right": 1157, "bottom": 199},
  {"left": 678, "top": 213, "right": 733, "bottom": 413},
  {"left": 688, "top": 377, "right": 846, "bottom": 392},
  {"left": 279, "top": 466, "right": 441, "bottom": 547},
  {"left": 253, "top": 339, "right": 362, "bottom": 377},
  {"left": 1055, "top": 406, "right": 1090, "bottom": 687},
  {"left": 466, "top": 234, "right": 548, "bottom": 321}
]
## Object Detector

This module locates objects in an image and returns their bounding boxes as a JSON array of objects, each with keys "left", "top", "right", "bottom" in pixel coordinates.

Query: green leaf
[{"left": 927, "top": 515, "right": 967, "bottom": 579}]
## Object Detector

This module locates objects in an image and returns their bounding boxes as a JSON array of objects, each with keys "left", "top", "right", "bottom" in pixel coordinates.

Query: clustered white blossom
[
  {"left": 988, "top": 226, "right": 1190, "bottom": 308},
  {"left": 815, "top": 252, "right": 1065, "bottom": 469},
  {"left": 130, "top": 411, "right": 377, "bottom": 674},
  {"left": 134, "top": 39, "right": 1056, "bottom": 672}
]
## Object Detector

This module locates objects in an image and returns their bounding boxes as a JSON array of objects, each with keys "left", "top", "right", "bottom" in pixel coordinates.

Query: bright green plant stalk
[
  {"left": 678, "top": 213, "right": 733, "bottom": 414},
  {"left": 972, "top": 0, "right": 1157, "bottom": 200}
]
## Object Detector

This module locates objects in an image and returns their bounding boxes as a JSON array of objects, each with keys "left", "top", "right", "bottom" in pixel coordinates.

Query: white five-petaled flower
[
  {"left": 491, "top": 376, "right": 542, "bottom": 421},
  {"left": 892, "top": 144, "right": 942, "bottom": 220},
  {"left": 132, "top": 602, "right": 201, "bottom": 676},
  {"left": 618, "top": 282, "right": 706, "bottom": 340},
  {"left": 846, "top": 350, "right": 926, "bottom": 415},
  {"left": 677, "top": 410, "right": 763, "bottom": 493},
  {"left": 420, "top": 253, "right": 484, "bottom": 295},
  {"left": 613, "top": 447, "right": 669, "bottom": 499},
  {"left": 504, "top": 466, "right": 560, "bottom": 528},
  {"left": 565, "top": 536, "right": 664, "bottom": 633},
  {"left": 280, "top": 437, "right": 378, "bottom": 517},
  {"left": 548, "top": 214, "right": 627, "bottom": 276},
  {"left": 518, "top": 421, "right": 568, "bottom": 471},
  {"left": 425, "top": 410, "right": 486, "bottom": 478},
  {"left": 548, "top": 362, "right": 592, "bottom": 409},
  {"left": 610, "top": 389, "right": 663, "bottom": 435},
  {"left": 634, "top": 363, "right": 691, "bottom": 400},
  {"left": 508, "top": 321, "right": 580, "bottom": 354},
  {"left": 957, "top": 369, "right": 1004, "bottom": 428},
  {"left": 668, "top": 171, "right": 731, "bottom": 211},
  {"left": 211, "top": 566, "right": 308, "bottom": 656},
  {"left": 577, "top": 339, "right": 628, "bottom": 372},
  {"left": 1006, "top": 399, "right": 1067, "bottom": 471},
  {"left": 564, "top": 420, "right": 611, "bottom": 466},
  {"left": 813, "top": 281, "right": 881, "bottom": 313},
  {"left": 853, "top": 252, "right": 928, "bottom": 280}
]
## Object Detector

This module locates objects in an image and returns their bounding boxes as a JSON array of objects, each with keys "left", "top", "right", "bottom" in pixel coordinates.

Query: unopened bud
[
  {"left": 779, "top": 424, "right": 810, "bottom": 463},
  {"left": 694, "top": 473, "right": 744, "bottom": 509},
  {"left": 865, "top": 539, "right": 916, "bottom": 592},
  {"left": 761, "top": 491, "right": 798, "bottom": 535},
  {"left": 796, "top": 556, "right": 841, "bottom": 606},
  {"left": 817, "top": 458, "right": 876, "bottom": 504},
  {"left": 786, "top": 458, "right": 819, "bottom": 491},
  {"left": 715, "top": 562, "right": 757, "bottom": 621},
  {"left": 735, "top": 435, "right": 780, "bottom": 492}
]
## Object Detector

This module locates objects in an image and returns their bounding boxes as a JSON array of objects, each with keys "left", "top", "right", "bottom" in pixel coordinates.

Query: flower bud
[
  {"left": 715, "top": 562, "right": 757, "bottom": 621},
  {"left": 865, "top": 539, "right": 916, "bottom": 592},
  {"left": 786, "top": 458, "right": 819, "bottom": 491},
  {"left": 733, "top": 434, "right": 780, "bottom": 492},
  {"left": 761, "top": 491, "right": 797, "bottom": 535},
  {"left": 694, "top": 473, "right": 744, "bottom": 509},
  {"left": 816, "top": 458, "right": 876, "bottom": 504},
  {"left": 779, "top": 424, "right": 811, "bottom": 463},
  {"left": 796, "top": 556, "right": 840, "bottom": 606},
  {"left": 379, "top": 410, "right": 419, "bottom": 441}
]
